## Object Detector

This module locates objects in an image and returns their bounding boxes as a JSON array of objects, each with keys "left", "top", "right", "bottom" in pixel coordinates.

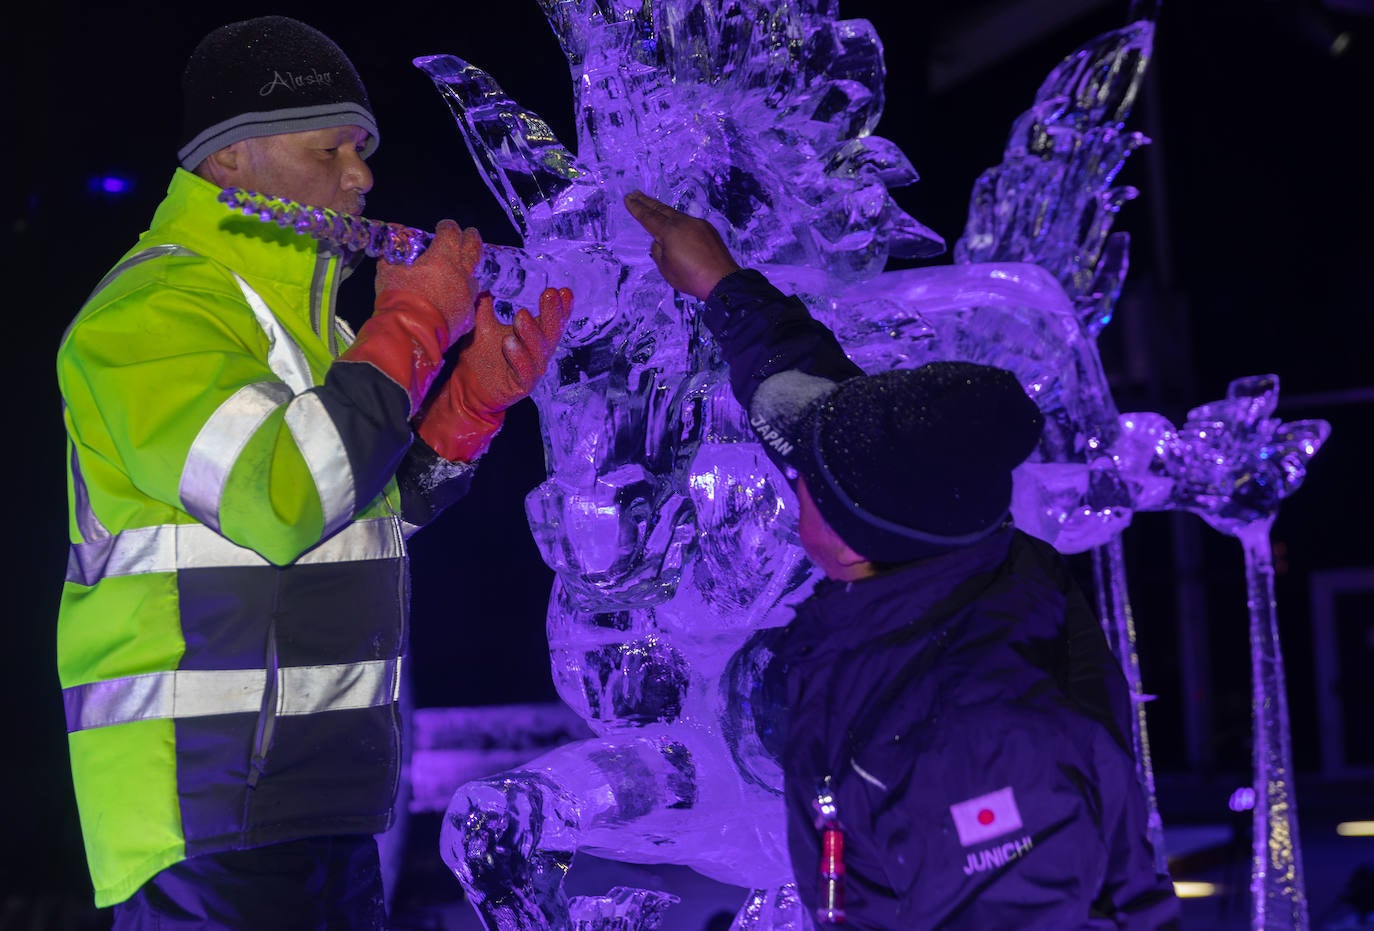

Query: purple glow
[
  {"left": 418, "top": 9, "right": 1172, "bottom": 929},
  {"left": 407, "top": 4, "right": 1325, "bottom": 927},
  {"left": 1230, "top": 786, "right": 1257, "bottom": 813},
  {"left": 90, "top": 175, "right": 133, "bottom": 195}
]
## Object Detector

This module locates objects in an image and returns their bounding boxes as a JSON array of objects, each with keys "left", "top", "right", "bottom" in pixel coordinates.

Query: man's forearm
[{"left": 702, "top": 269, "right": 863, "bottom": 411}]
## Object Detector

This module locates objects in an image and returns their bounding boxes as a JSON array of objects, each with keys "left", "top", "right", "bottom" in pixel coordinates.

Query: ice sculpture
[
  {"left": 1115, "top": 377, "right": 1329, "bottom": 930},
  {"left": 408, "top": 3, "right": 1173, "bottom": 929},
  {"left": 413, "top": 6, "right": 946, "bottom": 928}
]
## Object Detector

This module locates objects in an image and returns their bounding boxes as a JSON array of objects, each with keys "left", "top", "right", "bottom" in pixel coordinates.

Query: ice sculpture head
[
  {"left": 529, "top": 0, "right": 946, "bottom": 278},
  {"left": 757, "top": 362, "right": 1044, "bottom": 565}
]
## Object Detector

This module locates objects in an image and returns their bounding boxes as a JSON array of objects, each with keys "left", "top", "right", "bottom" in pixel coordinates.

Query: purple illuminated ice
[
  {"left": 408, "top": 3, "right": 1170, "bottom": 928},
  {"left": 404, "top": 2, "right": 1325, "bottom": 928},
  {"left": 403, "top": 3, "right": 1181, "bottom": 928}
]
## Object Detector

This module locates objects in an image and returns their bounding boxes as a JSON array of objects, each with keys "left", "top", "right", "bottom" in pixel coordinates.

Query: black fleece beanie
[
  {"left": 178, "top": 15, "right": 379, "bottom": 171},
  {"left": 794, "top": 362, "right": 1045, "bottom": 563}
]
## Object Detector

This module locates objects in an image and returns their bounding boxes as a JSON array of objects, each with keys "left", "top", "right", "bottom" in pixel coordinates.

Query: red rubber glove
[
  {"left": 417, "top": 286, "right": 573, "bottom": 462},
  {"left": 340, "top": 220, "right": 482, "bottom": 415}
]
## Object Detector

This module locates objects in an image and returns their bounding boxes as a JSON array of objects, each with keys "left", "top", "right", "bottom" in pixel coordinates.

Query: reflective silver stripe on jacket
[
  {"left": 234, "top": 273, "right": 314, "bottom": 394},
  {"left": 63, "top": 656, "right": 403, "bottom": 733},
  {"left": 180, "top": 382, "right": 294, "bottom": 533},
  {"left": 66, "top": 516, "right": 404, "bottom": 586},
  {"left": 284, "top": 392, "right": 356, "bottom": 538},
  {"left": 178, "top": 275, "right": 356, "bottom": 535},
  {"left": 236, "top": 273, "right": 357, "bottom": 534}
]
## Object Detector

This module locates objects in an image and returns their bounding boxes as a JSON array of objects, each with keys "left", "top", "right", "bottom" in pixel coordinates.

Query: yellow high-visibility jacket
[{"left": 57, "top": 169, "right": 476, "bottom": 907}]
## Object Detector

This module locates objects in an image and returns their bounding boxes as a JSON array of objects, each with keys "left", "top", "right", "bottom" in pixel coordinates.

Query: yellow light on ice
[
  {"left": 1173, "top": 881, "right": 1219, "bottom": 899},
  {"left": 1336, "top": 821, "right": 1374, "bottom": 837}
]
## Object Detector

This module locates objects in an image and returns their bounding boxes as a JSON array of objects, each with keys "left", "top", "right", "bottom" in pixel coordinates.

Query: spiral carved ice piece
[
  {"left": 215, "top": 186, "right": 621, "bottom": 322},
  {"left": 217, "top": 187, "right": 438, "bottom": 264},
  {"left": 1116, "top": 374, "right": 1329, "bottom": 930}
]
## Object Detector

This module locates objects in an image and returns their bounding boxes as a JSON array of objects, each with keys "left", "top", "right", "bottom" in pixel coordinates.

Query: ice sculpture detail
[{"left": 946, "top": 17, "right": 1171, "bottom": 871}]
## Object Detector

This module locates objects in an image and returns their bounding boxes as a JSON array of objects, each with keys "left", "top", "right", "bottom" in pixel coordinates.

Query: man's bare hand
[{"left": 624, "top": 190, "right": 741, "bottom": 300}]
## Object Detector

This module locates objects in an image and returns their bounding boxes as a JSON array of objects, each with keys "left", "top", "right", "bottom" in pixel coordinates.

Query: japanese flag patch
[{"left": 949, "top": 787, "right": 1023, "bottom": 847}]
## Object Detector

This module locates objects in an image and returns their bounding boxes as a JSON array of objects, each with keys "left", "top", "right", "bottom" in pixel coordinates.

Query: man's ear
[{"left": 200, "top": 143, "right": 244, "bottom": 186}]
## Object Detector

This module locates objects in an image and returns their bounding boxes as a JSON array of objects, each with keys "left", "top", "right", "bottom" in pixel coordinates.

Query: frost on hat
[
  {"left": 764, "top": 362, "right": 1045, "bottom": 563},
  {"left": 178, "top": 16, "right": 379, "bottom": 170}
]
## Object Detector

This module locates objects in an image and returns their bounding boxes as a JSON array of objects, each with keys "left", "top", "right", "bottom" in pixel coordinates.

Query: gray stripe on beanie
[{"left": 178, "top": 104, "right": 380, "bottom": 171}]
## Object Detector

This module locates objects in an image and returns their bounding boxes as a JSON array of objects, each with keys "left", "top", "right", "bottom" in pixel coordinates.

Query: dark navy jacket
[{"left": 705, "top": 269, "right": 1180, "bottom": 929}]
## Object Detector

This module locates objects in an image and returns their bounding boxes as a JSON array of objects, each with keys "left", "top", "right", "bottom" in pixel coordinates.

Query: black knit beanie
[
  {"left": 178, "top": 16, "right": 379, "bottom": 171},
  {"left": 764, "top": 362, "right": 1044, "bottom": 564}
]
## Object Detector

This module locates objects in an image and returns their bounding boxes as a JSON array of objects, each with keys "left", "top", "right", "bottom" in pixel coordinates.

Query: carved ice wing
[
  {"left": 955, "top": 17, "right": 1155, "bottom": 336},
  {"left": 414, "top": 53, "right": 609, "bottom": 248}
]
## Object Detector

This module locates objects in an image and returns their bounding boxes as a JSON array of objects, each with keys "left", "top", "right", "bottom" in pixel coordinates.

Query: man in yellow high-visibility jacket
[{"left": 56, "top": 15, "right": 571, "bottom": 928}]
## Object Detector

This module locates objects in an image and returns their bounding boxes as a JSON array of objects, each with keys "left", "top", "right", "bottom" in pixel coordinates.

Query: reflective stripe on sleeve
[
  {"left": 178, "top": 276, "right": 358, "bottom": 536},
  {"left": 234, "top": 274, "right": 313, "bottom": 395},
  {"left": 180, "top": 381, "right": 294, "bottom": 532},
  {"left": 285, "top": 392, "right": 356, "bottom": 536},
  {"left": 65, "top": 516, "right": 404, "bottom": 585},
  {"left": 64, "top": 657, "right": 403, "bottom": 733}
]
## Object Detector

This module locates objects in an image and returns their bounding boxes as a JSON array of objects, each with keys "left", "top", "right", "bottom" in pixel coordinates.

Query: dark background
[{"left": 9, "top": 0, "right": 1373, "bottom": 905}]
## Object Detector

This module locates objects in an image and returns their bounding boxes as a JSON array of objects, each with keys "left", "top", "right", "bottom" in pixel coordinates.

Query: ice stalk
[
  {"left": 1239, "top": 519, "right": 1308, "bottom": 931},
  {"left": 1091, "top": 535, "right": 1166, "bottom": 874}
]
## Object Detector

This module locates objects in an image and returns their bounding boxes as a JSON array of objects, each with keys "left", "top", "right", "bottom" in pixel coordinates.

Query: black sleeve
[
  {"left": 318, "top": 359, "right": 477, "bottom": 528},
  {"left": 394, "top": 437, "right": 479, "bottom": 527},
  {"left": 702, "top": 269, "right": 864, "bottom": 413}
]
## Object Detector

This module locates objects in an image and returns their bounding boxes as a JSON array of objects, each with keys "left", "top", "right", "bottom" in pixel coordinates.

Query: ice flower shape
[
  {"left": 1117, "top": 374, "right": 1329, "bottom": 929},
  {"left": 1117, "top": 374, "right": 1330, "bottom": 536}
]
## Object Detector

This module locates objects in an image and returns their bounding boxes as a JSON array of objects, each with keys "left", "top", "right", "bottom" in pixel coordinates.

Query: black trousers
[{"left": 111, "top": 835, "right": 387, "bottom": 930}]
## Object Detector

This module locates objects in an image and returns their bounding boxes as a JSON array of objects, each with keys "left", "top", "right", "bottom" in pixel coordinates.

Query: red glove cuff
[
  {"left": 416, "top": 378, "right": 507, "bottom": 462},
  {"left": 339, "top": 290, "right": 450, "bottom": 416}
]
